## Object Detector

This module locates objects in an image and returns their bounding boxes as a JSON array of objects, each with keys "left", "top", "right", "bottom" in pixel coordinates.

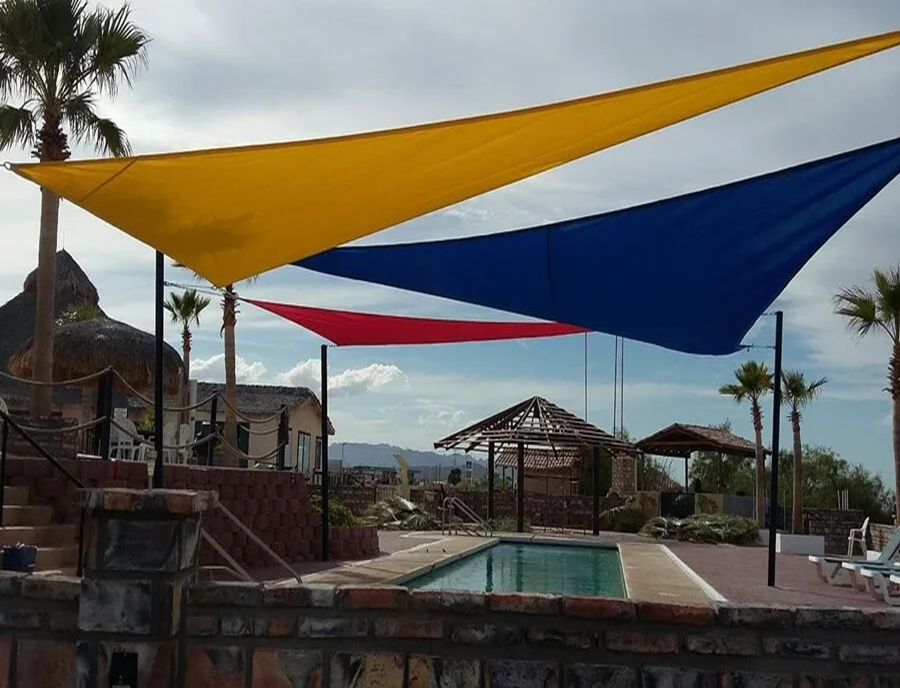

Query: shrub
[
  {"left": 639, "top": 514, "right": 759, "bottom": 546},
  {"left": 309, "top": 496, "right": 359, "bottom": 527}
]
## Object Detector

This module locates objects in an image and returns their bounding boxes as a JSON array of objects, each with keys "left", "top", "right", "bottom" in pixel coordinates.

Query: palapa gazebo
[
  {"left": 9, "top": 316, "right": 183, "bottom": 397},
  {"left": 434, "top": 395, "right": 638, "bottom": 534},
  {"left": 634, "top": 423, "right": 761, "bottom": 491}
]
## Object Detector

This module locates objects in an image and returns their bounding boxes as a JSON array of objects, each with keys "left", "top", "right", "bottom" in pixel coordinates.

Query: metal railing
[
  {"left": 212, "top": 502, "right": 302, "bottom": 584},
  {"left": 0, "top": 408, "right": 87, "bottom": 576},
  {"left": 441, "top": 496, "right": 493, "bottom": 537}
]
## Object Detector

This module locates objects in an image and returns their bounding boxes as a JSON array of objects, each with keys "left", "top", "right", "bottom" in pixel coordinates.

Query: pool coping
[{"left": 387, "top": 537, "right": 498, "bottom": 585}]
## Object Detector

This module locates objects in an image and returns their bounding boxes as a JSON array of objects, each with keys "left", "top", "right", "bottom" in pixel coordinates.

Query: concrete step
[
  {"left": 1, "top": 505, "right": 53, "bottom": 526},
  {"left": 0, "top": 524, "right": 76, "bottom": 547},
  {"left": 34, "top": 545, "right": 78, "bottom": 570},
  {"left": 2, "top": 486, "right": 28, "bottom": 506}
]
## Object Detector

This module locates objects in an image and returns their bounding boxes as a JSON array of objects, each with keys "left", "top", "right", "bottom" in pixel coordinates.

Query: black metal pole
[
  {"left": 592, "top": 446, "right": 600, "bottom": 536},
  {"left": 767, "top": 310, "right": 784, "bottom": 587},
  {"left": 0, "top": 417, "right": 8, "bottom": 527},
  {"left": 487, "top": 442, "right": 495, "bottom": 522},
  {"left": 152, "top": 251, "right": 164, "bottom": 489},
  {"left": 321, "top": 344, "right": 330, "bottom": 561},
  {"left": 516, "top": 441, "right": 525, "bottom": 533}
]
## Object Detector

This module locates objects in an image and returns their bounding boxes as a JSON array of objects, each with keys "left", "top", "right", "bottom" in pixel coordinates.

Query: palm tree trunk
[
  {"left": 181, "top": 325, "right": 191, "bottom": 425},
  {"left": 29, "top": 188, "right": 61, "bottom": 417},
  {"left": 891, "top": 343, "right": 900, "bottom": 524},
  {"left": 791, "top": 414, "right": 803, "bottom": 534},
  {"left": 753, "top": 425, "right": 765, "bottom": 528},
  {"left": 222, "top": 287, "right": 239, "bottom": 466}
]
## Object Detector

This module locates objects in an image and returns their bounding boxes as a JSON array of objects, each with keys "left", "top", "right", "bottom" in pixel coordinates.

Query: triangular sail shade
[
  {"left": 297, "top": 137, "right": 900, "bottom": 356},
  {"left": 9, "top": 31, "right": 900, "bottom": 287},
  {"left": 245, "top": 298, "right": 587, "bottom": 346}
]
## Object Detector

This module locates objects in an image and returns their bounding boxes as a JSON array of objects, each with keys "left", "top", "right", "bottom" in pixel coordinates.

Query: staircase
[{"left": 1, "top": 484, "right": 78, "bottom": 573}]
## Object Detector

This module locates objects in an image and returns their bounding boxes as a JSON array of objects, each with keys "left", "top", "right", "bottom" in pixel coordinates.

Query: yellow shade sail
[{"left": 10, "top": 30, "right": 900, "bottom": 286}]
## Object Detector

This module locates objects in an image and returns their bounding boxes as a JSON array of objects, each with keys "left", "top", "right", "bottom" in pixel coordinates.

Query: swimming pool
[{"left": 405, "top": 542, "right": 626, "bottom": 597}]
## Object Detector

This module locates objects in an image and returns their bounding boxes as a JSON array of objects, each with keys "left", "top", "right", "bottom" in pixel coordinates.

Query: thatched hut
[{"left": 8, "top": 316, "right": 183, "bottom": 396}]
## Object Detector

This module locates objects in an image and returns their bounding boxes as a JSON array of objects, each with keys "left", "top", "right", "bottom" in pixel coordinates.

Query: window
[
  {"left": 315, "top": 437, "right": 323, "bottom": 470},
  {"left": 297, "top": 431, "right": 311, "bottom": 474}
]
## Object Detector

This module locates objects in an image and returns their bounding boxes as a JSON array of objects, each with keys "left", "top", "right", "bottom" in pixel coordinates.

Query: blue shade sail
[{"left": 297, "top": 138, "right": 900, "bottom": 355}]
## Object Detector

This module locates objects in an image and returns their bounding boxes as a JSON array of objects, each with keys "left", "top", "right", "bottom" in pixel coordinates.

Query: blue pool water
[{"left": 406, "top": 542, "right": 626, "bottom": 597}]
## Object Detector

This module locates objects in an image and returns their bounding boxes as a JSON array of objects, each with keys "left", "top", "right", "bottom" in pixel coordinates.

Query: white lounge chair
[
  {"left": 809, "top": 526, "right": 900, "bottom": 587},
  {"left": 844, "top": 562, "right": 900, "bottom": 604}
]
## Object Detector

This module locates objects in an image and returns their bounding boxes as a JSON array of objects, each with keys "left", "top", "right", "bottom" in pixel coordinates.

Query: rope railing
[
  {"left": 214, "top": 435, "right": 288, "bottom": 463},
  {"left": 243, "top": 424, "right": 280, "bottom": 437},
  {"left": 14, "top": 415, "right": 109, "bottom": 436},
  {"left": 110, "top": 370, "right": 219, "bottom": 413},
  {"left": 0, "top": 366, "right": 112, "bottom": 388},
  {"left": 108, "top": 419, "right": 216, "bottom": 452}
]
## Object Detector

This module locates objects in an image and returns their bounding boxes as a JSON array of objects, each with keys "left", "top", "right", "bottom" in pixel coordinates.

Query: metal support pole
[
  {"left": 153, "top": 251, "right": 165, "bottom": 489},
  {"left": 276, "top": 405, "right": 288, "bottom": 471},
  {"left": 0, "top": 417, "right": 8, "bottom": 527},
  {"left": 487, "top": 442, "right": 495, "bottom": 522},
  {"left": 592, "top": 446, "right": 601, "bottom": 536},
  {"left": 92, "top": 375, "right": 105, "bottom": 455},
  {"left": 99, "top": 370, "right": 113, "bottom": 461},
  {"left": 767, "top": 310, "right": 784, "bottom": 587},
  {"left": 516, "top": 441, "right": 525, "bottom": 533},
  {"left": 321, "top": 344, "right": 330, "bottom": 561}
]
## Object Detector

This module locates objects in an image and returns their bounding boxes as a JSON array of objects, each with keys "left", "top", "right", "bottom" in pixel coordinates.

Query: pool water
[{"left": 406, "top": 542, "right": 626, "bottom": 597}]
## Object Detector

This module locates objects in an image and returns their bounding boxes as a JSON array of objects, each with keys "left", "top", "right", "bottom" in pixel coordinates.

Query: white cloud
[
  {"left": 192, "top": 354, "right": 268, "bottom": 384},
  {"left": 276, "top": 359, "right": 407, "bottom": 397}
]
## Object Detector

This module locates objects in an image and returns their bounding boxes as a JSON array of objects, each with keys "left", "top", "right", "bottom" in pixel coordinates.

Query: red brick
[
  {"left": 337, "top": 586, "right": 408, "bottom": 610},
  {"left": 490, "top": 592, "right": 560, "bottom": 615},
  {"left": 220, "top": 485, "right": 235, "bottom": 500},
  {"left": 23, "top": 459, "right": 51, "bottom": 478},
  {"left": 5, "top": 458, "right": 25, "bottom": 477},
  {"left": 411, "top": 591, "right": 486, "bottom": 616},
  {"left": 265, "top": 486, "right": 278, "bottom": 499},
  {"left": 274, "top": 499, "right": 288, "bottom": 514},
  {"left": 37, "top": 477, "right": 66, "bottom": 499},
  {"left": 637, "top": 602, "right": 715, "bottom": 626},
  {"left": 563, "top": 597, "right": 635, "bottom": 619}
]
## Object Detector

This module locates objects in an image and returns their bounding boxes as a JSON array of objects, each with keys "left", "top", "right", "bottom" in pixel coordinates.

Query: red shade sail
[{"left": 246, "top": 299, "right": 587, "bottom": 346}]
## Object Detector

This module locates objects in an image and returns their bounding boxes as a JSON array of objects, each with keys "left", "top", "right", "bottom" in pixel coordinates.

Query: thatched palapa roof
[
  {"left": 635, "top": 423, "right": 761, "bottom": 458},
  {"left": 9, "top": 317, "right": 183, "bottom": 395},
  {"left": 196, "top": 382, "right": 335, "bottom": 433}
]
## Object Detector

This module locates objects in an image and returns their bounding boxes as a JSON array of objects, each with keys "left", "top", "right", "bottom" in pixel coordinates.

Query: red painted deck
[{"left": 669, "top": 542, "right": 885, "bottom": 608}]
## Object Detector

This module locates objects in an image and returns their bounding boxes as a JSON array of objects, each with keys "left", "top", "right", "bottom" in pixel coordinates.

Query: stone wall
[
  {"left": 870, "top": 522, "right": 897, "bottom": 551},
  {"left": 804, "top": 508, "right": 866, "bottom": 554},
  {"left": 3, "top": 411, "right": 78, "bottom": 462},
  {"left": 1, "top": 455, "right": 147, "bottom": 522},
  {"left": 4, "top": 575, "right": 900, "bottom": 687},
  {"left": 611, "top": 455, "right": 636, "bottom": 496}
]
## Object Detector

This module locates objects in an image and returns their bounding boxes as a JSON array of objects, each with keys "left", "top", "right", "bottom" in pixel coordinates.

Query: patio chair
[
  {"left": 842, "top": 561, "right": 900, "bottom": 604},
  {"left": 808, "top": 525, "right": 900, "bottom": 587},
  {"left": 176, "top": 423, "right": 192, "bottom": 464},
  {"left": 847, "top": 517, "right": 870, "bottom": 556},
  {"left": 162, "top": 423, "right": 178, "bottom": 464},
  {"left": 110, "top": 418, "right": 138, "bottom": 460},
  {"left": 0, "top": 396, "right": 8, "bottom": 415}
]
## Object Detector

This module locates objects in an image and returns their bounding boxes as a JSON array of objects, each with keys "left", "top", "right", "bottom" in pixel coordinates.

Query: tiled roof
[{"left": 494, "top": 447, "right": 582, "bottom": 471}]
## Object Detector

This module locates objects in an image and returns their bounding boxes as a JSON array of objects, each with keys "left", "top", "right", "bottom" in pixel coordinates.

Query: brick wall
[
  {"left": 164, "top": 465, "right": 378, "bottom": 568},
  {"left": 4, "top": 411, "right": 78, "bottom": 461},
  {"left": 4, "top": 573, "right": 900, "bottom": 685},
  {"left": 2, "top": 456, "right": 147, "bottom": 522},
  {"left": 870, "top": 522, "right": 897, "bottom": 551},
  {"left": 611, "top": 455, "right": 636, "bottom": 496}
]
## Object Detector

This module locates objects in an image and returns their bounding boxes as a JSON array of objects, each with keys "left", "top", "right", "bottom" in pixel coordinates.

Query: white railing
[{"left": 441, "top": 496, "right": 492, "bottom": 538}]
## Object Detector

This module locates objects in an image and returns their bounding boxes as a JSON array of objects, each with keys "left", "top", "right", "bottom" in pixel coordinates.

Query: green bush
[
  {"left": 309, "top": 496, "right": 359, "bottom": 527},
  {"left": 490, "top": 516, "right": 532, "bottom": 533},
  {"left": 639, "top": 514, "right": 759, "bottom": 546}
]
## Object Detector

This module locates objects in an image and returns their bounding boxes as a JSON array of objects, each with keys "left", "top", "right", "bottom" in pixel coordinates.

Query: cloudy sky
[{"left": 1, "top": 0, "right": 899, "bottom": 482}]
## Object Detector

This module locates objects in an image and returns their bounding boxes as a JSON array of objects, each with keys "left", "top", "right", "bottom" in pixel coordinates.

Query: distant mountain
[{"left": 330, "top": 442, "right": 487, "bottom": 479}]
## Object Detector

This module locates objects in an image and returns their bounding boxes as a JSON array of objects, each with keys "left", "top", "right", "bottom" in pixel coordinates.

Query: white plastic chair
[
  {"left": 111, "top": 418, "right": 137, "bottom": 460},
  {"left": 0, "top": 396, "right": 8, "bottom": 415},
  {"left": 177, "top": 423, "right": 193, "bottom": 464},
  {"left": 162, "top": 423, "right": 177, "bottom": 464},
  {"left": 848, "top": 517, "right": 870, "bottom": 556}
]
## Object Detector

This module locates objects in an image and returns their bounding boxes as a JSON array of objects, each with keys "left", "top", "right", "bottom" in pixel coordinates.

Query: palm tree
[
  {"left": 719, "top": 360, "right": 773, "bottom": 527},
  {"left": 174, "top": 265, "right": 257, "bottom": 465},
  {"left": 781, "top": 370, "right": 827, "bottom": 534},
  {"left": 835, "top": 266, "right": 900, "bottom": 523},
  {"left": 0, "top": 0, "right": 150, "bottom": 417},
  {"left": 164, "top": 289, "right": 211, "bottom": 423}
]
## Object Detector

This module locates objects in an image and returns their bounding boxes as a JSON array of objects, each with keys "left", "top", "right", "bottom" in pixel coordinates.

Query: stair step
[
  {"left": 0, "top": 524, "right": 76, "bottom": 547},
  {"left": 2, "top": 486, "right": 28, "bottom": 506},
  {"left": 34, "top": 545, "right": 78, "bottom": 570},
  {"left": 1, "top": 505, "right": 53, "bottom": 526}
]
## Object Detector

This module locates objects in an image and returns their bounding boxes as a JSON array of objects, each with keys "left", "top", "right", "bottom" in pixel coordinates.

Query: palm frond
[
  {"left": 872, "top": 266, "right": 900, "bottom": 342},
  {"left": 0, "top": 102, "right": 34, "bottom": 148},
  {"left": 781, "top": 369, "right": 827, "bottom": 408},
  {"left": 834, "top": 284, "right": 890, "bottom": 340},
  {"left": 87, "top": 3, "right": 150, "bottom": 97},
  {"left": 62, "top": 89, "right": 130, "bottom": 155}
]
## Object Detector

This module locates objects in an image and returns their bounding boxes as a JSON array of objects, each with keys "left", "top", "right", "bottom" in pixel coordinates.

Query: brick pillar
[{"left": 74, "top": 488, "right": 217, "bottom": 688}]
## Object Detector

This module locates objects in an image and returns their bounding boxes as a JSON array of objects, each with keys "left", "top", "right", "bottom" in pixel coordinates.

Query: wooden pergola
[
  {"left": 434, "top": 396, "right": 638, "bottom": 533},
  {"left": 634, "top": 423, "right": 760, "bottom": 491}
]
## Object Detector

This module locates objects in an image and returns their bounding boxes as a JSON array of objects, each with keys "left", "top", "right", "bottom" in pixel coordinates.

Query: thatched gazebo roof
[
  {"left": 635, "top": 422, "right": 761, "bottom": 458},
  {"left": 434, "top": 395, "right": 638, "bottom": 457},
  {"left": 8, "top": 316, "right": 183, "bottom": 395}
]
